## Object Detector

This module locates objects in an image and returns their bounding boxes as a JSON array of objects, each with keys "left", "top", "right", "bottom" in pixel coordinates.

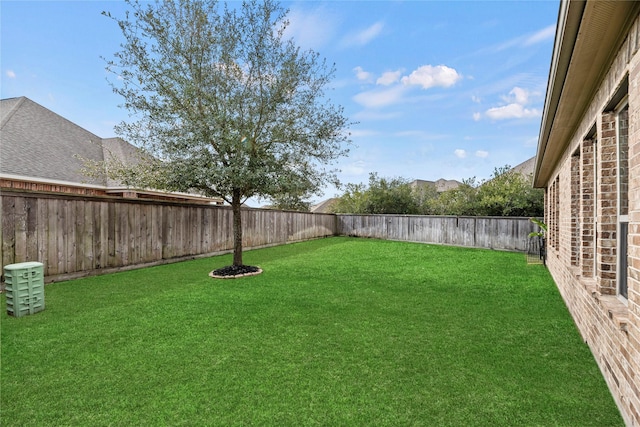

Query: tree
[
  {"left": 476, "top": 166, "right": 543, "bottom": 216},
  {"left": 269, "top": 191, "right": 311, "bottom": 212},
  {"left": 412, "top": 182, "right": 439, "bottom": 215},
  {"left": 365, "top": 173, "right": 420, "bottom": 214},
  {"left": 429, "top": 177, "right": 479, "bottom": 216},
  {"left": 332, "top": 173, "right": 419, "bottom": 214},
  {"left": 331, "top": 182, "right": 369, "bottom": 214},
  {"left": 332, "top": 165, "right": 544, "bottom": 217},
  {"left": 103, "top": 0, "right": 351, "bottom": 267}
]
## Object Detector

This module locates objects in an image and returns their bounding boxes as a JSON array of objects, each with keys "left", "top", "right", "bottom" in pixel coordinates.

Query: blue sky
[{"left": 1, "top": 0, "right": 559, "bottom": 205}]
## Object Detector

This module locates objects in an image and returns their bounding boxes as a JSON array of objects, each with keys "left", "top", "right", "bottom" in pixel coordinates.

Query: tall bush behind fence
[{"left": 1, "top": 190, "right": 539, "bottom": 282}]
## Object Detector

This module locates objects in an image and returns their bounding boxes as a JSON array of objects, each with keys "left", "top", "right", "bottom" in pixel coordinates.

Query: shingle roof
[
  {"left": 310, "top": 197, "right": 339, "bottom": 213},
  {"left": 1, "top": 96, "right": 106, "bottom": 186},
  {"left": 1, "top": 97, "right": 223, "bottom": 204},
  {"left": 510, "top": 156, "right": 535, "bottom": 177},
  {"left": 0, "top": 97, "right": 24, "bottom": 125},
  {"left": 410, "top": 178, "right": 461, "bottom": 192},
  {"left": 101, "top": 137, "right": 146, "bottom": 188}
]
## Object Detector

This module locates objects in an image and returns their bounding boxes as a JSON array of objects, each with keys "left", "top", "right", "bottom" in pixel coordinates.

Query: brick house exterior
[{"left": 534, "top": 1, "right": 640, "bottom": 425}]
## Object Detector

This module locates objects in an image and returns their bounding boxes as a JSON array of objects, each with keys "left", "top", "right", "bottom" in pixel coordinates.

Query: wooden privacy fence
[
  {"left": 337, "top": 214, "right": 537, "bottom": 251},
  {"left": 1, "top": 190, "right": 539, "bottom": 282},
  {"left": 1, "top": 190, "right": 337, "bottom": 281}
]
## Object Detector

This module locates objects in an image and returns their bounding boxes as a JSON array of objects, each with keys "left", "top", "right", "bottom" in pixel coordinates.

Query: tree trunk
[{"left": 231, "top": 189, "right": 243, "bottom": 266}]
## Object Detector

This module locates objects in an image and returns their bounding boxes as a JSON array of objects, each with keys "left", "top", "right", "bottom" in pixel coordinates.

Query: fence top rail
[
  {"left": 0, "top": 187, "right": 226, "bottom": 208},
  {"left": 336, "top": 213, "right": 540, "bottom": 220},
  {"left": 0, "top": 187, "right": 336, "bottom": 216}
]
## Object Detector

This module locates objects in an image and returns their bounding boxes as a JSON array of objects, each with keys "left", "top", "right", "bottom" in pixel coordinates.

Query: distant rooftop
[
  {"left": 410, "top": 178, "right": 461, "bottom": 192},
  {"left": 510, "top": 157, "right": 536, "bottom": 177},
  {"left": 0, "top": 96, "right": 222, "bottom": 204}
]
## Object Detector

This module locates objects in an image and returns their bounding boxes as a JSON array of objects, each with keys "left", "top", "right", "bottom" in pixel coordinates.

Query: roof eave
[
  {"left": 533, "top": 0, "right": 585, "bottom": 188},
  {"left": 533, "top": 0, "right": 640, "bottom": 188}
]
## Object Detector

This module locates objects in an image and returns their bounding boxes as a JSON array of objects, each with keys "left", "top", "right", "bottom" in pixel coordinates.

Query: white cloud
[
  {"left": 284, "top": 6, "right": 339, "bottom": 50},
  {"left": 376, "top": 70, "right": 402, "bottom": 86},
  {"left": 524, "top": 24, "right": 556, "bottom": 46},
  {"left": 353, "top": 110, "right": 402, "bottom": 121},
  {"left": 353, "top": 65, "right": 461, "bottom": 111},
  {"left": 485, "top": 103, "right": 540, "bottom": 120},
  {"left": 342, "top": 21, "right": 384, "bottom": 47},
  {"left": 503, "top": 86, "right": 529, "bottom": 104},
  {"left": 483, "top": 24, "right": 557, "bottom": 54},
  {"left": 471, "top": 95, "right": 481, "bottom": 103},
  {"left": 342, "top": 160, "right": 367, "bottom": 176},
  {"left": 481, "top": 87, "right": 541, "bottom": 120},
  {"left": 401, "top": 65, "right": 462, "bottom": 89},
  {"left": 395, "top": 130, "right": 448, "bottom": 141},
  {"left": 454, "top": 149, "right": 467, "bottom": 158},
  {"left": 353, "top": 85, "right": 407, "bottom": 108},
  {"left": 475, "top": 150, "right": 489, "bottom": 158},
  {"left": 6, "top": 70, "right": 16, "bottom": 78},
  {"left": 473, "top": 112, "right": 482, "bottom": 121},
  {"left": 349, "top": 129, "right": 380, "bottom": 138},
  {"left": 353, "top": 66, "right": 373, "bottom": 82}
]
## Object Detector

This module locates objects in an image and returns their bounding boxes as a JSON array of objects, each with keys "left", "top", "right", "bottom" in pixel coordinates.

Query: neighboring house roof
[
  {"left": 1, "top": 96, "right": 105, "bottom": 187},
  {"left": 101, "top": 136, "right": 147, "bottom": 188},
  {"left": 534, "top": 0, "right": 640, "bottom": 187},
  {"left": 410, "top": 178, "right": 461, "bottom": 192},
  {"left": 0, "top": 96, "right": 221, "bottom": 204},
  {"left": 510, "top": 156, "right": 536, "bottom": 184},
  {"left": 310, "top": 197, "right": 339, "bottom": 213}
]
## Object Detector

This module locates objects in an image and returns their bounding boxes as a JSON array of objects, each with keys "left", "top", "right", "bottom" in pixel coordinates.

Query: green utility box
[{"left": 4, "top": 262, "right": 45, "bottom": 317}]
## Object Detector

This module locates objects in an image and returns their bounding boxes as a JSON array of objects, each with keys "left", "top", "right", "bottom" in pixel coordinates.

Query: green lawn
[{"left": 1, "top": 237, "right": 623, "bottom": 426}]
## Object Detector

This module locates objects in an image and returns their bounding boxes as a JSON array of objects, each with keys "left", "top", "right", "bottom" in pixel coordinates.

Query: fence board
[
  {"left": 56, "top": 200, "right": 65, "bottom": 273},
  {"left": 66, "top": 200, "right": 75, "bottom": 273},
  {"left": 95, "top": 202, "right": 106, "bottom": 269},
  {"left": 14, "top": 197, "right": 27, "bottom": 263},
  {"left": 25, "top": 197, "right": 38, "bottom": 262},
  {"left": 2, "top": 196, "right": 16, "bottom": 267},
  {"left": 47, "top": 199, "right": 58, "bottom": 276},
  {"left": 75, "top": 200, "right": 85, "bottom": 272},
  {"left": 107, "top": 202, "right": 116, "bottom": 267},
  {"left": 37, "top": 197, "right": 48, "bottom": 267}
]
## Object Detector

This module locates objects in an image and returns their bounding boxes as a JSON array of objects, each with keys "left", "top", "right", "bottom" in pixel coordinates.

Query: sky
[{"left": 1, "top": 0, "right": 559, "bottom": 206}]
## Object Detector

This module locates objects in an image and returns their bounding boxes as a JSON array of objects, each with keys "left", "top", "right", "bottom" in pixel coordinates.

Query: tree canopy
[
  {"left": 331, "top": 166, "right": 544, "bottom": 217},
  {"left": 103, "top": 0, "right": 351, "bottom": 266},
  {"left": 332, "top": 173, "right": 420, "bottom": 215}
]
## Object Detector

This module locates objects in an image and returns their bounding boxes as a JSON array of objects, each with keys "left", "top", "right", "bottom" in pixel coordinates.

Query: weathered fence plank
[
  {"left": 2, "top": 196, "right": 16, "bottom": 268},
  {"left": 46, "top": 199, "right": 57, "bottom": 276}
]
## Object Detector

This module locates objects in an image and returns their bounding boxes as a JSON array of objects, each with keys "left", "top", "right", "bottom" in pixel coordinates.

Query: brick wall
[
  {"left": 0, "top": 178, "right": 107, "bottom": 197},
  {"left": 599, "top": 111, "right": 619, "bottom": 296},
  {"left": 571, "top": 152, "right": 580, "bottom": 266},
  {"left": 582, "top": 138, "right": 596, "bottom": 277},
  {"left": 543, "top": 13, "right": 640, "bottom": 426}
]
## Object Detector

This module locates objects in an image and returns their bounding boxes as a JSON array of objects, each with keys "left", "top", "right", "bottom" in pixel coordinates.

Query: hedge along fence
[
  {"left": 336, "top": 214, "right": 538, "bottom": 251},
  {"left": 0, "top": 190, "right": 337, "bottom": 282},
  {"left": 1, "top": 190, "right": 539, "bottom": 283}
]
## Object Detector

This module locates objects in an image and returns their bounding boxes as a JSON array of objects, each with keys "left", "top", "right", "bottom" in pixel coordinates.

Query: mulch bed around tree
[{"left": 209, "top": 265, "right": 262, "bottom": 279}]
